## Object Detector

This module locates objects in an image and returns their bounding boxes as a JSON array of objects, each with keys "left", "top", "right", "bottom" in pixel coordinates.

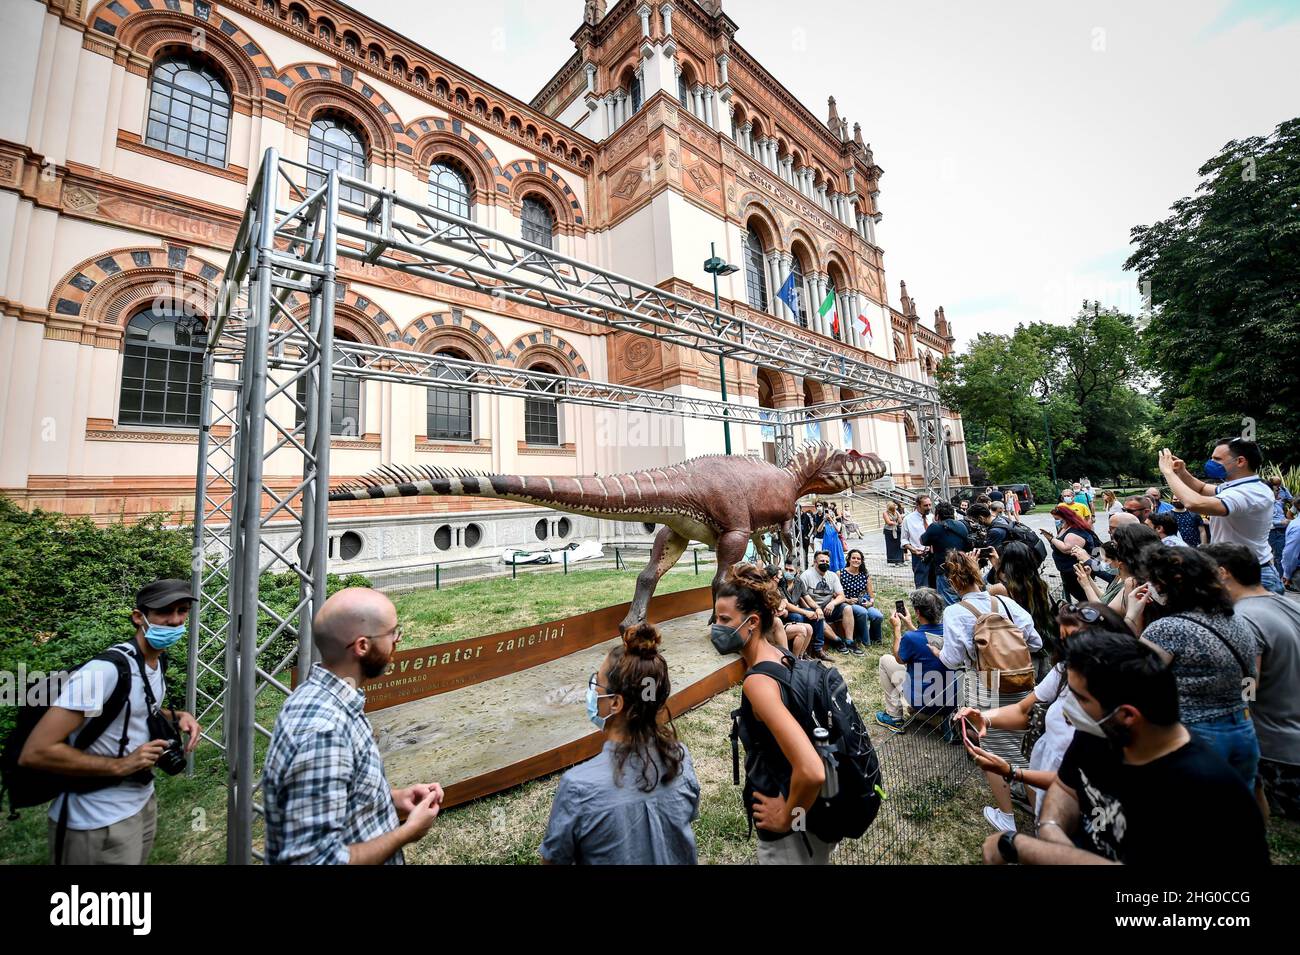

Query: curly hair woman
[
  {"left": 539, "top": 623, "right": 700, "bottom": 864},
  {"left": 1135, "top": 546, "right": 1260, "bottom": 790}
]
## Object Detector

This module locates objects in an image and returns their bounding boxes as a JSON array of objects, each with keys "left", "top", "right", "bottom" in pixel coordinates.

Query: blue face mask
[
  {"left": 144, "top": 622, "right": 186, "bottom": 650},
  {"left": 586, "top": 683, "right": 614, "bottom": 730},
  {"left": 1204, "top": 459, "right": 1228, "bottom": 482}
]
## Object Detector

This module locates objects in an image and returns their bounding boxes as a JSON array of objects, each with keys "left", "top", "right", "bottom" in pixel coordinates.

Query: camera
[{"left": 146, "top": 709, "right": 187, "bottom": 776}]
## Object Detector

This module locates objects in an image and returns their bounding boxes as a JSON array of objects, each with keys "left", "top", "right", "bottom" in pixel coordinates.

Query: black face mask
[{"left": 817, "top": 562, "right": 830, "bottom": 572}]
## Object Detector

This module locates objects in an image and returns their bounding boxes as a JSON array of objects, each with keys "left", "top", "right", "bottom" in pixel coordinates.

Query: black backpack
[
  {"left": 0, "top": 642, "right": 146, "bottom": 815},
  {"left": 730, "top": 650, "right": 882, "bottom": 846},
  {"left": 1003, "top": 520, "right": 1049, "bottom": 566}
]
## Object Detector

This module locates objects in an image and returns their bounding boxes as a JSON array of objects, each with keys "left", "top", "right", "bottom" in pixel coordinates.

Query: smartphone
[
  {"left": 895, "top": 599, "right": 906, "bottom": 615},
  {"left": 979, "top": 547, "right": 995, "bottom": 559},
  {"left": 960, "top": 717, "right": 979, "bottom": 748}
]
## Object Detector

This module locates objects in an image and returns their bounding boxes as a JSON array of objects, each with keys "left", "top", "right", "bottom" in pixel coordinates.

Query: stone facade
[{"left": 0, "top": 0, "right": 968, "bottom": 574}]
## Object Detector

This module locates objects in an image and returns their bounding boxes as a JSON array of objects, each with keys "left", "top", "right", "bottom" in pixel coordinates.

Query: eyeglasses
[
  {"left": 587, "top": 672, "right": 608, "bottom": 693},
  {"left": 345, "top": 624, "right": 402, "bottom": 651}
]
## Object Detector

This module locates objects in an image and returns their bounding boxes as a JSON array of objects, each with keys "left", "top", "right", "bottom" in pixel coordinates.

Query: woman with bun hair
[
  {"left": 539, "top": 623, "right": 700, "bottom": 864},
  {"left": 714, "top": 563, "right": 835, "bottom": 865}
]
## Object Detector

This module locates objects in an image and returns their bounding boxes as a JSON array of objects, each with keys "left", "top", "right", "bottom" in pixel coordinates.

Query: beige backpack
[{"left": 958, "top": 597, "right": 1034, "bottom": 694}]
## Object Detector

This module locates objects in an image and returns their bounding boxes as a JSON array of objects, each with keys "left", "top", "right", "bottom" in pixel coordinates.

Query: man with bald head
[{"left": 262, "top": 587, "right": 443, "bottom": 864}]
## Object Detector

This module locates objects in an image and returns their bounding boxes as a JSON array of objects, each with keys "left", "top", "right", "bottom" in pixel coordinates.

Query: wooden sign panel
[{"left": 356, "top": 585, "right": 714, "bottom": 712}]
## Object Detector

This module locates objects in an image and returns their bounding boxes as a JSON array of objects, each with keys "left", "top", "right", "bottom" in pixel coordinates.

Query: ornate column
[{"left": 638, "top": 2, "right": 652, "bottom": 36}]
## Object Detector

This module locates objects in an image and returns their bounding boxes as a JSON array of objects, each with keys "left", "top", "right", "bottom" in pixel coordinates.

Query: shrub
[{"left": 0, "top": 496, "right": 368, "bottom": 739}]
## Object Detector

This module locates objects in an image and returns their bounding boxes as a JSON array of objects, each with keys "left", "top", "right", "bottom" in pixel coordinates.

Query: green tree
[
  {"left": 1126, "top": 117, "right": 1300, "bottom": 466},
  {"left": 939, "top": 306, "right": 1155, "bottom": 487}
]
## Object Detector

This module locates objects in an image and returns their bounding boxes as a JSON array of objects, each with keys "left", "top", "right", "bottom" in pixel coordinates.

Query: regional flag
[{"left": 857, "top": 310, "right": 872, "bottom": 339}]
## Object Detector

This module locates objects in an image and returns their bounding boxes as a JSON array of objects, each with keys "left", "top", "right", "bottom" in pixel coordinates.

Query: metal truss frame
[{"left": 195, "top": 149, "right": 950, "bottom": 863}]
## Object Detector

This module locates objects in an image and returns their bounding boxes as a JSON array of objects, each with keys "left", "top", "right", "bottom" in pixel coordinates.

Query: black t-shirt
[{"left": 1057, "top": 732, "right": 1268, "bottom": 865}]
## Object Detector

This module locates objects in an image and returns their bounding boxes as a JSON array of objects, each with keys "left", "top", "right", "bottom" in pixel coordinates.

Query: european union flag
[{"left": 776, "top": 271, "right": 798, "bottom": 312}]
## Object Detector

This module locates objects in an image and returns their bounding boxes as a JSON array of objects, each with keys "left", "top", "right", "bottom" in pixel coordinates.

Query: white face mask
[{"left": 1062, "top": 693, "right": 1108, "bottom": 738}]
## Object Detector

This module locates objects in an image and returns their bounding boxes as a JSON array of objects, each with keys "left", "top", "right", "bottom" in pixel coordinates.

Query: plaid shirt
[{"left": 262, "top": 664, "right": 403, "bottom": 865}]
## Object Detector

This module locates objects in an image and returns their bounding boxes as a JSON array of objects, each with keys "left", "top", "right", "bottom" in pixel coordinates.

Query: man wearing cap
[{"left": 19, "top": 578, "right": 202, "bottom": 864}]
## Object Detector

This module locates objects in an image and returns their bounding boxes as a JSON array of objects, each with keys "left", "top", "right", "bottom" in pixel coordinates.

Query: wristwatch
[{"left": 998, "top": 830, "right": 1020, "bottom": 864}]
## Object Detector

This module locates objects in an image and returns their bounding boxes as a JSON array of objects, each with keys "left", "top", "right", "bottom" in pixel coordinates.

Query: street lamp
[
  {"left": 1038, "top": 397, "right": 1058, "bottom": 488},
  {"left": 704, "top": 241, "right": 740, "bottom": 454}
]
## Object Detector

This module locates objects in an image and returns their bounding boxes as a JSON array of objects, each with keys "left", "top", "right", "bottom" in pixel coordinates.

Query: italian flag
[{"left": 819, "top": 288, "right": 839, "bottom": 336}]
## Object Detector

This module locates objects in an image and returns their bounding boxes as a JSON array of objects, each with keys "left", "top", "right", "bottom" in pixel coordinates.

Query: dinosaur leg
[
  {"left": 620, "top": 526, "right": 690, "bottom": 632},
  {"left": 778, "top": 521, "right": 796, "bottom": 566},
  {"left": 709, "top": 529, "right": 754, "bottom": 621}
]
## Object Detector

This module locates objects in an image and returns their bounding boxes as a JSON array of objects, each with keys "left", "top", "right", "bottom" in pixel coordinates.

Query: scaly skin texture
[{"left": 330, "top": 443, "right": 886, "bottom": 631}]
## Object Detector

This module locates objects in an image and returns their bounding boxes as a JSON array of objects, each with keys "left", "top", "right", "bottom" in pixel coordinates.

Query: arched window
[
  {"left": 628, "top": 70, "right": 643, "bottom": 113},
  {"left": 343, "top": 32, "right": 360, "bottom": 56},
  {"left": 307, "top": 117, "right": 367, "bottom": 206},
  {"left": 428, "top": 161, "right": 472, "bottom": 239},
  {"left": 119, "top": 305, "right": 207, "bottom": 428},
  {"left": 524, "top": 363, "right": 560, "bottom": 446},
  {"left": 677, "top": 71, "right": 690, "bottom": 108},
  {"left": 789, "top": 256, "right": 809, "bottom": 329},
  {"left": 295, "top": 333, "right": 362, "bottom": 436},
  {"left": 145, "top": 55, "right": 231, "bottom": 167},
  {"left": 744, "top": 226, "right": 768, "bottom": 311},
  {"left": 521, "top": 196, "right": 555, "bottom": 249},
  {"left": 317, "top": 19, "right": 334, "bottom": 43},
  {"left": 426, "top": 348, "right": 473, "bottom": 441}
]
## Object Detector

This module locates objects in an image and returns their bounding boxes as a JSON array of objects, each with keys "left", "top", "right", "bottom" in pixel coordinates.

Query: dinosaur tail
[{"left": 329, "top": 463, "right": 649, "bottom": 520}]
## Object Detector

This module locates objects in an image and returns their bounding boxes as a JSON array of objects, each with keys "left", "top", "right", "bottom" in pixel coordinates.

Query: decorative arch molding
[
  {"left": 408, "top": 121, "right": 506, "bottom": 202},
  {"left": 279, "top": 67, "right": 415, "bottom": 162},
  {"left": 86, "top": 2, "right": 274, "bottom": 108},
  {"left": 800, "top": 377, "right": 835, "bottom": 406},
  {"left": 739, "top": 199, "right": 782, "bottom": 252},
  {"left": 755, "top": 366, "right": 801, "bottom": 406},
  {"left": 407, "top": 309, "right": 499, "bottom": 364},
  {"left": 506, "top": 331, "right": 589, "bottom": 379},
  {"left": 788, "top": 228, "right": 822, "bottom": 269},
  {"left": 272, "top": 286, "right": 402, "bottom": 345},
  {"left": 506, "top": 166, "right": 585, "bottom": 232},
  {"left": 46, "top": 244, "right": 225, "bottom": 347},
  {"left": 824, "top": 250, "right": 852, "bottom": 284}
]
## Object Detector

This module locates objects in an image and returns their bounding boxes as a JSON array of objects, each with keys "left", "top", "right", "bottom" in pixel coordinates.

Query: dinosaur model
[{"left": 329, "top": 443, "right": 887, "bottom": 631}]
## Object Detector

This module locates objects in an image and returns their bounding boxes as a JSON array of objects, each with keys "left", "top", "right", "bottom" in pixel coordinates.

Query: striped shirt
[{"left": 262, "top": 664, "right": 403, "bottom": 865}]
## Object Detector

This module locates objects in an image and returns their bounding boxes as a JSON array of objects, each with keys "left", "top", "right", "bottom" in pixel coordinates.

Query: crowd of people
[{"left": 10, "top": 438, "right": 1297, "bottom": 866}]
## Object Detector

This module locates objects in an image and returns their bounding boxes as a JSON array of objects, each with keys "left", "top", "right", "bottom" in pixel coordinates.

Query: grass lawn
[
  {"left": 391, "top": 565, "right": 711, "bottom": 649},
  {"left": 4, "top": 568, "right": 1297, "bottom": 865}
]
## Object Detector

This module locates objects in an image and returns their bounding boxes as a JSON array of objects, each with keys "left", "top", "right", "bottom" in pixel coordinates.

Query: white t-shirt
[
  {"left": 938, "top": 590, "right": 1043, "bottom": 670},
  {"left": 799, "top": 567, "right": 843, "bottom": 609},
  {"left": 1212, "top": 476, "right": 1274, "bottom": 565},
  {"left": 1027, "top": 665, "right": 1075, "bottom": 817},
  {"left": 49, "top": 644, "right": 164, "bottom": 830}
]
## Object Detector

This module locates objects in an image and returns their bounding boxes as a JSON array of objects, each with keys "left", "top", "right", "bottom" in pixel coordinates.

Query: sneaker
[
  {"left": 875, "top": 711, "right": 906, "bottom": 733},
  {"left": 983, "top": 806, "right": 1017, "bottom": 833},
  {"left": 831, "top": 641, "right": 850, "bottom": 654},
  {"left": 849, "top": 642, "right": 865, "bottom": 656}
]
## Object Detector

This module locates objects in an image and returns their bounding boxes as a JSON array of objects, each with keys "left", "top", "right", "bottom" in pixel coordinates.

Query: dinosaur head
[{"left": 790, "top": 444, "right": 887, "bottom": 495}]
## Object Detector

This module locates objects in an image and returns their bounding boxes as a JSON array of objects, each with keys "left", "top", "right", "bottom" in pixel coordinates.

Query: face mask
[
  {"left": 1204, "top": 459, "right": 1228, "bottom": 481},
  {"left": 710, "top": 616, "right": 753, "bottom": 655},
  {"left": 817, "top": 562, "right": 829, "bottom": 572},
  {"left": 1063, "top": 693, "right": 1130, "bottom": 747},
  {"left": 586, "top": 683, "right": 615, "bottom": 730},
  {"left": 783, "top": 571, "right": 796, "bottom": 581},
  {"left": 143, "top": 622, "right": 186, "bottom": 650}
]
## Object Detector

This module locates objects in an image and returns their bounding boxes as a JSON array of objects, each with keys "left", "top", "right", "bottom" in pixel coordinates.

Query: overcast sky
[{"left": 351, "top": 0, "right": 1300, "bottom": 349}]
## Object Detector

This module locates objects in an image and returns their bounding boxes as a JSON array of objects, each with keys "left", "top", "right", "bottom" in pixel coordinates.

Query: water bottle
[{"left": 813, "top": 725, "right": 839, "bottom": 799}]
